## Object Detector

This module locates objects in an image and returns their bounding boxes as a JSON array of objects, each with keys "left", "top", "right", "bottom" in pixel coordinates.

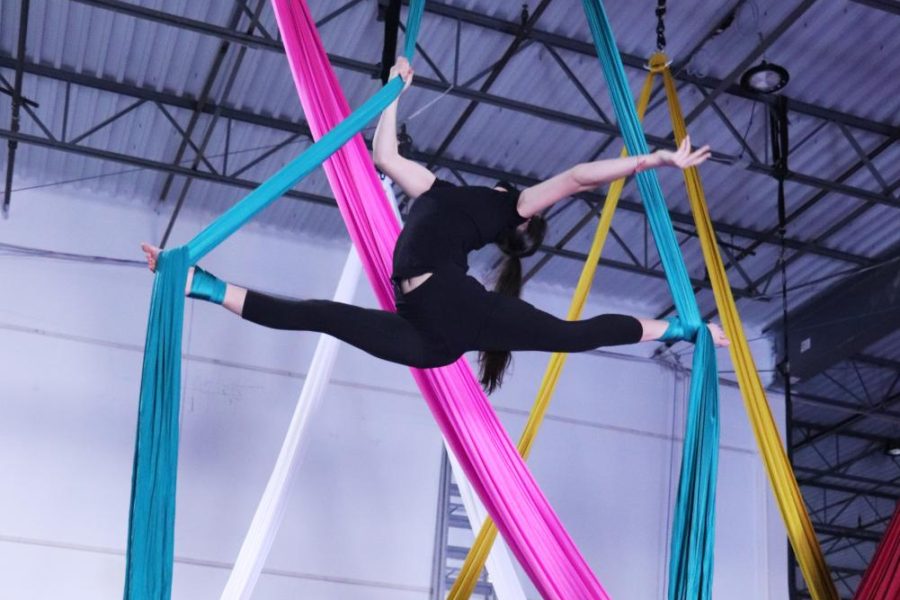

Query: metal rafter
[
  {"left": 317, "top": 0, "right": 366, "bottom": 29},
  {"left": 408, "top": 150, "right": 871, "bottom": 267},
  {"left": 803, "top": 442, "right": 894, "bottom": 491},
  {"left": 0, "top": 54, "right": 871, "bottom": 268},
  {"left": 0, "top": 71, "right": 54, "bottom": 142},
  {"left": 796, "top": 466, "right": 900, "bottom": 491},
  {"left": 813, "top": 523, "right": 884, "bottom": 543},
  {"left": 791, "top": 389, "right": 900, "bottom": 425},
  {"left": 67, "top": 0, "right": 897, "bottom": 137},
  {"left": 425, "top": 0, "right": 553, "bottom": 168},
  {"left": 795, "top": 476, "right": 899, "bottom": 502},
  {"left": 60, "top": 0, "right": 900, "bottom": 210},
  {"left": 655, "top": 136, "right": 897, "bottom": 325},
  {"left": 0, "top": 124, "right": 762, "bottom": 298},
  {"left": 160, "top": 0, "right": 269, "bottom": 247},
  {"left": 680, "top": 0, "right": 816, "bottom": 127},
  {"left": 3, "top": 0, "right": 30, "bottom": 216},
  {"left": 754, "top": 227, "right": 900, "bottom": 334},
  {"left": 849, "top": 0, "right": 900, "bottom": 16},
  {"left": 406, "top": 0, "right": 898, "bottom": 138},
  {"left": 155, "top": 3, "right": 246, "bottom": 207},
  {"left": 794, "top": 400, "right": 900, "bottom": 449}
]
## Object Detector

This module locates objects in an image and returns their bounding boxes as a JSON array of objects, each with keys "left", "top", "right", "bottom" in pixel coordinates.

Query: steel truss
[{"left": 789, "top": 352, "right": 900, "bottom": 597}]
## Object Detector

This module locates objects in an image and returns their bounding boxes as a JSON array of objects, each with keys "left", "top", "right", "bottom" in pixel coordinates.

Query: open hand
[
  {"left": 656, "top": 135, "right": 711, "bottom": 170},
  {"left": 390, "top": 56, "right": 414, "bottom": 92}
]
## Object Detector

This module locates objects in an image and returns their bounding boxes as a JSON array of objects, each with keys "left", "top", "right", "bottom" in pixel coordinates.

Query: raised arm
[
  {"left": 373, "top": 57, "right": 436, "bottom": 199},
  {"left": 516, "top": 136, "right": 711, "bottom": 218}
]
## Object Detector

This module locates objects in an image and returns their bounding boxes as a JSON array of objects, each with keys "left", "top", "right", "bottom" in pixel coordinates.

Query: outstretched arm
[
  {"left": 516, "top": 136, "right": 710, "bottom": 218},
  {"left": 372, "top": 57, "right": 436, "bottom": 199}
]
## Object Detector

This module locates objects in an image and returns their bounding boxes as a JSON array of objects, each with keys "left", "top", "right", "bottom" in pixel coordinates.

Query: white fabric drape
[
  {"left": 446, "top": 449, "right": 528, "bottom": 600},
  {"left": 220, "top": 247, "right": 363, "bottom": 599},
  {"left": 221, "top": 178, "right": 523, "bottom": 599}
]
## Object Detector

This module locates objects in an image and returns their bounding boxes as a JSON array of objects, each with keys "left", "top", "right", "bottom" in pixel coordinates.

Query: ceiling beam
[
  {"left": 794, "top": 417, "right": 900, "bottom": 448},
  {"left": 814, "top": 522, "right": 885, "bottom": 543},
  {"left": 772, "top": 255, "right": 900, "bottom": 380},
  {"left": 3, "top": 0, "right": 30, "bottom": 216},
  {"left": 789, "top": 389, "right": 900, "bottom": 425},
  {"left": 795, "top": 466, "right": 900, "bottom": 491},
  {"left": 408, "top": 0, "right": 899, "bottom": 139},
  {"left": 69, "top": 0, "right": 899, "bottom": 138},
  {"left": 425, "top": 0, "right": 554, "bottom": 167},
  {"left": 60, "top": 1, "right": 900, "bottom": 209},
  {"left": 849, "top": 0, "right": 900, "bottom": 16},
  {"left": 680, "top": 0, "right": 816, "bottom": 127},
  {"left": 796, "top": 477, "right": 900, "bottom": 502},
  {"left": 0, "top": 125, "right": 760, "bottom": 298},
  {"left": 0, "top": 56, "right": 873, "bottom": 268}
]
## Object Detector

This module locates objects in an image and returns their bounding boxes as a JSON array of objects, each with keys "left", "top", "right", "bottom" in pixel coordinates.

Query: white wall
[{"left": 0, "top": 185, "right": 786, "bottom": 599}]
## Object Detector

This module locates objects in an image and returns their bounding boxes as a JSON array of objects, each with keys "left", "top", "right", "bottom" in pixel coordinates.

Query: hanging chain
[{"left": 655, "top": 0, "right": 667, "bottom": 51}]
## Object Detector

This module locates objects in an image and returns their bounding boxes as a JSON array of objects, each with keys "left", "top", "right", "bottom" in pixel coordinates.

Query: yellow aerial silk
[
  {"left": 450, "top": 52, "right": 837, "bottom": 600},
  {"left": 651, "top": 52, "right": 837, "bottom": 600}
]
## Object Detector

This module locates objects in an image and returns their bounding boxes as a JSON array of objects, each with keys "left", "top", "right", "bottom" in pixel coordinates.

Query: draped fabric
[
  {"left": 448, "top": 72, "right": 656, "bottom": 600},
  {"left": 854, "top": 501, "right": 900, "bottom": 600},
  {"left": 274, "top": 2, "right": 610, "bottom": 597},
  {"left": 219, "top": 248, "right": 363, "bottom": 600},
  {"left": 125, "top": 246, "right": 188, "bottom": 599},
  {"left": 221, "top": 176, "right": 523, "bottom": 600},
  {"left": 581, "top": 3, "right": 721, "bottom": 599},
  {"left": 648, "top": 52, "right": 839, "bottom": 600},
  {"left": 445, "top": 449, "right": 527, "bottom": 600},
  {"left": 123, "top": 5, "right": 424, "bottom": 598},
  {"left": 125, "top": 0, "right": 613, "bottom": 597}
]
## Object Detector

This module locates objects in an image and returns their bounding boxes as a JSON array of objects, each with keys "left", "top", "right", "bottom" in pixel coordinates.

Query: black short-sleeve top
[{"left": 392, "top": 179, "right": 528, "bottom": 279}]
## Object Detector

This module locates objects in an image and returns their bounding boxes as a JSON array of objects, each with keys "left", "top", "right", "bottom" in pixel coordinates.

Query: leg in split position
[{"left": 141, "top": 244, "right": 457, "bottom": 369}]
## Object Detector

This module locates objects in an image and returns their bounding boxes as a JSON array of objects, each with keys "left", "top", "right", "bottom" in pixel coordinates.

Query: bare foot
[
  {"left": 140, "top": 243, "right": 193, "bottom": 294},
  {"left": 707, "top": 322, "right": 730, "bottom": 348},
  {"left": 141, "top": 242, "right": 161, "bottom": 271}
]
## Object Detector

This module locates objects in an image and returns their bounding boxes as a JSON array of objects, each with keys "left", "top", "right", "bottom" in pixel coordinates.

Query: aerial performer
[{"left": 142, "top": 57, "right": 728, "bottom": 392}]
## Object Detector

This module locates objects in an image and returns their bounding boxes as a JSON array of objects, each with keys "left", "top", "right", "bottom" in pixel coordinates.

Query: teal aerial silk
[
  {"left": 581, "top": 2, "right": 721, "bottom": 599},
  {"left": 123, "top": 3, "right": 424, "bottom": 598}
]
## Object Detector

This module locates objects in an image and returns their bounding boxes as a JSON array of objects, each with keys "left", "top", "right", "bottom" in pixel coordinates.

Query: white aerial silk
[
  {"left": 446, "top": 449, "right": 528, "bottom": 600},
  {"left": 220, "top": 179, "right": 523, "bottom": 599}
]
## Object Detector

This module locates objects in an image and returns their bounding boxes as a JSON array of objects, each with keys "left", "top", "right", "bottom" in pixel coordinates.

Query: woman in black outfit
[{"left": 142, "top": 58, "right": 727, "bottom": 392}]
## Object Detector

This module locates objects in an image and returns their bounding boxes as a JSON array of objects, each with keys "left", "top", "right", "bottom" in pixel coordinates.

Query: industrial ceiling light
[
  {"left": 886, "top": 443, "right": 900, "bottom": 457},
  {"left": 740, "top": 61, "right": 790, "bottom": 94}
]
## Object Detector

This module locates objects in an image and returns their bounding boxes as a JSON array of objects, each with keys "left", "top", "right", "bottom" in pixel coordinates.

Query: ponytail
[{"left": 478, "top": 213, "right": 547, "bottom": 394}]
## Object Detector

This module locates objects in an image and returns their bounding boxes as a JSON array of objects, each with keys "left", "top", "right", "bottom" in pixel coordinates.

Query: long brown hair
[{"left": 478, "top": 182, "right": 547, "bottom": 394}]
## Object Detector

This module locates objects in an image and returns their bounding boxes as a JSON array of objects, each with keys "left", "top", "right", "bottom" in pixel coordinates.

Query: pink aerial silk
[
  {"left": 270, "top": 1, "right": 610, "bottom": 598},
  {"left": 854, "top": 501, "right": 900, "bottom": 600}
]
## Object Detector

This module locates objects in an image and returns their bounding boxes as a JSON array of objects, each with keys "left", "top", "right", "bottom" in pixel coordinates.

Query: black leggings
[{"left": 241, "top": 269, "right": 643, "bottom": 369}]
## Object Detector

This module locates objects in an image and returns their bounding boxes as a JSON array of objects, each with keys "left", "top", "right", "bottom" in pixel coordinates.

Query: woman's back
[{"left": 392, "top": 180, "right": 526, "bottom": 280}]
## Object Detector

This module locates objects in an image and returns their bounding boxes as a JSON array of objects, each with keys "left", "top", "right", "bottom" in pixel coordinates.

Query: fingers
[
  {"left": 389, "top": 57, "right": 413, "bottom": 85},
  {"left": 391, "top": 64, "right": 414, "bottom": 91},
  {"left": 674, "top": 141, "right": 711, "bottom": 169},
  {"left": 684, "top": 145, "right": 711, "bottom": 168}
]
